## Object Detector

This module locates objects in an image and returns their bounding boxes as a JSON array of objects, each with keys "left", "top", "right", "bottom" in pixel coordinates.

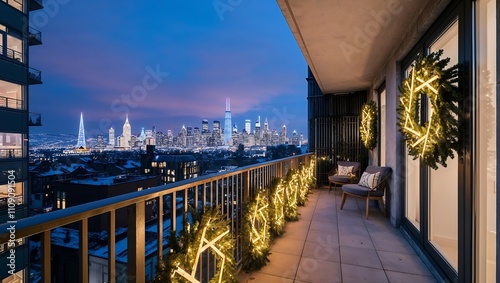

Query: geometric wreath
[
  {"left": 397, "top": 50, "right": 462, "bottom": 170},
  {"left": 360, "top": 100, "right": 378, "bottom": 150}
]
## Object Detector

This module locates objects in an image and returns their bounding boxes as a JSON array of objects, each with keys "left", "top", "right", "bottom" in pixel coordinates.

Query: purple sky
[{"left": 29, "top": 1, "right": 307, "bottom": 138}]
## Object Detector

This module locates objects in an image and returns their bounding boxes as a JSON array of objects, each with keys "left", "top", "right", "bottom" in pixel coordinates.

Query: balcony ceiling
[{"left": 278, "top": 0, "right": 430, "bottom": 93}]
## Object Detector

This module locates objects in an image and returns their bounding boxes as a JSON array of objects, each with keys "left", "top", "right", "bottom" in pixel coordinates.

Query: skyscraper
[
  {"left": 245, "top": 119, "right": 251, "bottom": 134},
  {"left": 202, "top": 119, "right": 209, "bottom": 134},
  {"left": 0, "top": 1, "right": 44, "bottom": 280},
  {"left": 123, "top": 114, "right": 131, "bottom": 148},
  {"left": 77, "top": 112, "right": 86, "bottom": 148},
  {"left": 224, "top": 98, "right": 232, "bottom": 145},
  {"left": 109, "top": 127, "right": 115, "bottom": 146}
]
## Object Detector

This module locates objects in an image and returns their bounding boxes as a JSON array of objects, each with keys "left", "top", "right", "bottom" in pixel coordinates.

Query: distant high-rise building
[
  {"left": 280, "top": 124, "right": 287, "bottom": 144},
  {"left": 213, "top": 120, "right": 220, "bottom": 133},
  {"left": 202, "top": 119, "right": 209, "bottom": 134},
  {"left": 140, "top": 127, "right": 146, "bottom": 142},
  {"left": 245, "top": 119, "right": 251, "bottom": 133},
  {"left": 255, "top": 116, "right": 261, "bottom": 139},
  {"left": 77, "top": 112, "right": 86, "bottom": 148},
  {"left": 233, "top": 123, "right": 238, "bottom": 133},
  {"left": 96, "top": 135, "right": 105, "bottom": 147},
  {"left": 123, "top": 114, "right": 131, "bottom": 148},
  {"left": 224, "top": 98, "right": 232, "bottom": 145},
  {"left": 109, "top": 127, "right": 115, "bottom": 146}
]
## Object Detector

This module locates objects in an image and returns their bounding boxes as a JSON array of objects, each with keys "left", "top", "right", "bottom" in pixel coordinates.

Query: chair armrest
[{"left": 370, "top": 173, "right": 391, "bottom": 192}]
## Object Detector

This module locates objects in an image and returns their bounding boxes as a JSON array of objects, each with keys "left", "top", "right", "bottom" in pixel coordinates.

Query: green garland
[
  {"left": 154, "top": 207, "right": 237, "bottom": 283},
  {"left": 242, "top": 189, "right": 271, "bottom": 272},
  {"left": 397, "top": 50, "right": 461, "bottom": 169},
  {"left": 360, "top": 101, "right": 378, "bottom": 150}
]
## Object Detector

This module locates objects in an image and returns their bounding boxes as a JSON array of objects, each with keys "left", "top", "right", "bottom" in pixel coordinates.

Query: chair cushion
[
  {"left": 342, "top": 184, "right": 384, "bottom": 197},
  {"left": 338, "top": 165, "right": 353, "bottom": 176},
  {"left": 358, "top": 171, "right": 381, "bottom": 189},
  {"left": 337, "top": 161, "right": 361, "bottom": 173},
  {"left": 329, "top": 175, "right": 350, "bottom": 183}
]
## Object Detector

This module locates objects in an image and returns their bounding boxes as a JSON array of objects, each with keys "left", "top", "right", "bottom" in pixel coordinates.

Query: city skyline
[{"left": 28, "top": 1, "right": 308, "bottom": 137}]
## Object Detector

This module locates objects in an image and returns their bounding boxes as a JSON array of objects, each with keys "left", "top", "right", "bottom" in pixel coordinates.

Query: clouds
[{"left": 29, "top": 1, "right": 307, "bottom": 137}]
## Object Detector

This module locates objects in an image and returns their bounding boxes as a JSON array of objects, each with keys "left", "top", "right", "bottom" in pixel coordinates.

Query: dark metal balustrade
[
  {"left": 0, "top": 153, "right": 313, "bottom": 282},
  {"left": 29, "top": 0, "right": 42, "bottom": 11},
  {"left": 28, "top": 27, "right": 42, "bottom": 45},
  {"left": 28, "top": 112, "right": 42, "bottom": 126},
  {"left": 0, "top": 96, "right": 23, "bottom": 110},
  {"left": 28, "top": 67, "right": 42, "bottom": 84}
]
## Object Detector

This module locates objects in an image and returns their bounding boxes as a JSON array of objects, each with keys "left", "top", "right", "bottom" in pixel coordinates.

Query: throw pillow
[
  {"left": 358, "top": 171, "right": 381, "bottom": 189},
  {"left": 338, "top": 165, "right": 353, "bottom": 176}
]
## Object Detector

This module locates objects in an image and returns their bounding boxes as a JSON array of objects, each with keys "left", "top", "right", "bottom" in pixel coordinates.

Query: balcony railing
[
  {"left": 0, "top": 45, "right": 23, "bottom": 63},
  {"left": 0, "top": 148, "right": 22, "bottom": 159},
  {"left": 29, "top": 112, "right": 42, "bottom": 126},
  {"left": 0, "top": 96, "right": 23, "bottom": 110},
  {"left": 0, "top": 153, "right": 313, "bottom": 282},
  {"left": 28, "top": 26, "right": 42, "bottom": 46},
  {"left": 28, "top": 67, "right": 42, "bottom": 84},
  {"left": 29, "top": 0, "right": 43, "bottom": 11},
  {"left": 2, "top": 0, "right": 23, "bottom": 11}
]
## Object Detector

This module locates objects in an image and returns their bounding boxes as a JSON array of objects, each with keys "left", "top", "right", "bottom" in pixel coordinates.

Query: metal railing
[
  {"left": 0, "top": 96, "right": 23, "bottom": 110},
  {"left": 29, "top": 0, "right": 43, "bottom": 11},
  {"left": 1, "top": 0, "right": 23, "bottom": 11},
  {"left": 0, "top": 45, "right": 23, "bottom": 63},
  {"left": 0, "top": 153, "right": 313, "bottom": 282},
  {"left": 28, "top": 67, "right": 42, "bottom": 84},
  {"left": 28, "top": 26, "right": 42, "bottom": 45},
  {"left": 28, "top": 112, "right": 42, "bottom": 126},
  {"left": 0, "top": 148, "right": 23, "bottom": 159}
]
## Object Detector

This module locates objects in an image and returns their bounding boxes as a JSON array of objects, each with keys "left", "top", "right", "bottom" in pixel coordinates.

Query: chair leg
[
  {"left": 329, "top": 182, "right": 332, "bottom": 193},
  {"left": 365, "top": 197, "right": 370, "bottom": 219},
  {"left": 380, "top": 197, "right": 386, "bottom": 217},
  {"left": 340, "top": 192, "right": 347, "bottom": 210}
]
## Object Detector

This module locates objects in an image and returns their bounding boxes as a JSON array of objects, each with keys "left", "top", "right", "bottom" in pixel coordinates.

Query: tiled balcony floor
[{"left": 238, "top": 187, "right": 436, "bottom": 283}]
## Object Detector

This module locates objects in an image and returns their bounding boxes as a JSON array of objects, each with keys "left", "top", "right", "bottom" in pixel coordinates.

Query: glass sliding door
[
  {"left": 379, "top": 86, "right": 386, "bottom": 166},
  {"left": 476, "top": 0, "right": 496, "bottom": 281},
  {"left": 427, "top": 19, "right": 459, "bottom": 272}
]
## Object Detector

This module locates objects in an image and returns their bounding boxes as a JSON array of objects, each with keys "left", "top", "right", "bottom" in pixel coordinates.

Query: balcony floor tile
[{"left": 238, "top": 187, "right": 436, "bottom": 282}]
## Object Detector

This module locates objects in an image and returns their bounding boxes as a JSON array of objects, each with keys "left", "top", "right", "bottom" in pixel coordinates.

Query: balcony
[
  {"left": 28, "top": 67, "right": 42, "bottom": 84},
  {"left": 29, "top": 112, "right": 42, "bottom": 126},
  {"left": 0, "top": 96, "right": 23, "bottom": 110},
  {"left": 0, "top": 148, "right": 22, "bottom": 159},
  {"left": 28, "top": 26, "right": 42, "bottom": 46},
  {"left": 0, "top": 45, "right": 23, "bottom": 63},
  {"left": 29, "top": 0, "right": 43, "bottom": 11},
  {"left": 0, "top": 154, "right": 436, "bottom": 282}
]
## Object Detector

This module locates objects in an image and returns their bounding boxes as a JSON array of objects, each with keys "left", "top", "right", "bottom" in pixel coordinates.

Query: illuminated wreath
[
  {"left": 360, "top": 101, "right": 378, "bottom": 150},
  {"left": 397, "top": 50, "right": 461, "bottom": 170},
  {"left": 155, "top": 207, "right": 237, "bottom": 283},
  {"left": 242, "top": 189, "right": 271, "bottom": 272}
]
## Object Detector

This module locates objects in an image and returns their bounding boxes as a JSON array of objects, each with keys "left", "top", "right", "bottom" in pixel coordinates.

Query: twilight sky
[{"left": 29, "top": 1, "right": 308, "bottom": 139}]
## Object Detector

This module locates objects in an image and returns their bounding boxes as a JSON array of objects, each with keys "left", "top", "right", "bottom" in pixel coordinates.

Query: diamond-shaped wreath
[
  {"left": 397, "top": 50, "right": 462, "bottom": 169},
  {"left": 154, "top": 207, "right": 237, "bottom": 283}
]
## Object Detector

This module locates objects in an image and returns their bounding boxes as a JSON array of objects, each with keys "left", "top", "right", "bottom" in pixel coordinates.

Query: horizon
[{"left": 28, "top": 2, "right": 309, "bottom": 138}]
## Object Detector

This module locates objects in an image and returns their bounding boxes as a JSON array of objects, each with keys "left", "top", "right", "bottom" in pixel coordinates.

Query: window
[
  {"left": 427, "top": 20, "right": 459, "bottom": 271},
  {"left": 0, "top": 133, "right": 23, "bottom": 159},
  {"left": 1, "top": 0, "right": 23, "bottom": 11},
  {"left": 0, "top": 80, "right": 23, "bottom": 110},
  {"left": 476, "top": 0, "right": 496, "bottom": 281},
  {"left": 0, "top": 181, "right": 24, "bottom": 207},
  {"left": 0, "top": 25, "right": 23, "bottom": 63}
]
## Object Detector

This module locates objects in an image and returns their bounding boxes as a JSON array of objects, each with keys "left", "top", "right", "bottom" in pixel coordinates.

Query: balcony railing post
[
  {"left": 127, "top": 203, "right": 145, "bottom": 282},
  {"left": 243, "top": 171, "right": 250, "bottom": 202},
  {"left": 157, "top": 197, "right": 163, "bottom": 261},
  {"left": 79, "top": 219, "right": 89, "bottom": 283},
  {"left": 41, "top": 230, "right": 51, "bottom": 282},
  {"left": 108, "top": 210, "right": 116, "bottom": 283}
]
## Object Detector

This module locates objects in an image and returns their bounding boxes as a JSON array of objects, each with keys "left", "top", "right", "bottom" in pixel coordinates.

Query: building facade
[
  {"left": 278, "top": 0, "right": 498, "bottom": 281},
  {"left": 0, "top": 0, "right": 44, "bottom": 280}
]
